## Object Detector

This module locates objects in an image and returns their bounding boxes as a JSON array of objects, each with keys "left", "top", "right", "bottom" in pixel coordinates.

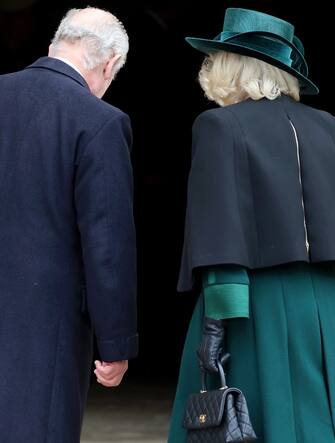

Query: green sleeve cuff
[
  {"left": 204, "top": 283, "right": 249, "bottom": 320},
  {"left": 202, "top": 264, "right": 250, "bottom": 287},
  {"left": 202, "top": 265, "right": 250, "bottom": 320}
]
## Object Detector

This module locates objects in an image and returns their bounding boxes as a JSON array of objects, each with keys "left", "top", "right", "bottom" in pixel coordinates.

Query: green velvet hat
[{"left": 186, "top": 8, "right": 319, "bottom": 95}]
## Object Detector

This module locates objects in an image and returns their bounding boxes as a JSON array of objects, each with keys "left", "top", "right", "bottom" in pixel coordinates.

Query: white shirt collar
[{"left": 53, "top": 57, "right": 85, "bottom": 80}]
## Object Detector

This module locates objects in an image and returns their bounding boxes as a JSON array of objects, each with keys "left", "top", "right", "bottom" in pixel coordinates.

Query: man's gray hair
[{"left": 51, "top": 7, "right": 129, "bottom": 72}]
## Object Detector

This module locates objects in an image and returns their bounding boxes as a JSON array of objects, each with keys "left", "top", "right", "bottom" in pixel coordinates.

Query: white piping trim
[{"left": 289, "top": 119, "right": 310, "bottom": 253}]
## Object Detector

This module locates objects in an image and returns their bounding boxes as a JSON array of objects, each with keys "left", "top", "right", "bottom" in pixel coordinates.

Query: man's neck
[{"left": 51, "top": 56, "right": 85, "bottom": 80}]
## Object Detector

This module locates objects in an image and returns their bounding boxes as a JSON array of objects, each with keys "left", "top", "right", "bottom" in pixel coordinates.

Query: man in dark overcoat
[{"left": 0, "top": 7, "right": 138, "bottom": 442}]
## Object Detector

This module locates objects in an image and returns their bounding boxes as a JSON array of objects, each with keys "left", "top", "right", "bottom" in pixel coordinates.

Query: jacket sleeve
[
  {"left": 202, "top": 265, "right": 250, "bottom": 320},
  {"left": 74, "top": 112, "right": 138, "bottom": 362},
  {"left": 177, "top": 110, "right": 251, "bottom": 292}
]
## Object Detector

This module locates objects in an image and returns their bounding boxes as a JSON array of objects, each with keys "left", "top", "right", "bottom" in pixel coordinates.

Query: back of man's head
[{"left": 50, "top": 7, "right": 129, "bottom": 76}]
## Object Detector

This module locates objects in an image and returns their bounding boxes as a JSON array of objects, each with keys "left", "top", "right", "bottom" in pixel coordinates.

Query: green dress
[{"left": 168, "top": 261, "right": 335, "bottom": 443}]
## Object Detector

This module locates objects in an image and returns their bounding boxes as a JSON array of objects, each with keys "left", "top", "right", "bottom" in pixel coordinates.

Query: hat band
[{"left": 216, "top": 31, "right": 308, "bottom": 76}]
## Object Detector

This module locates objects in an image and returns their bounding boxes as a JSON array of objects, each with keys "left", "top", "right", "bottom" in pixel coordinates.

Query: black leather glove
[{"left": 197, "top": 317, "right": 230, "bottom": 373}]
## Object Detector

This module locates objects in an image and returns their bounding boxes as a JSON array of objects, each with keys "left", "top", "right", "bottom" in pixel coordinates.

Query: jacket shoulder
[
  {"left": 77, "top": 87, "right": 127, "bottom": 118},
  {"left": 193, "top": 107, "right": 235, "bottom": 132},
  {"left": 57, "top": 79, "right": 129, "bottom": 125},
  {"left": 312, "top": 106, "right": 335, "bottom": 124},
  {"left": 190, "top": 108, "right": 236, "bottom": 160},
  {"left": 297, "top": 101, "right": 335, "bottom": 132},
  {"left": 1, "top": 68, "right": 130, "bottom": 125}
]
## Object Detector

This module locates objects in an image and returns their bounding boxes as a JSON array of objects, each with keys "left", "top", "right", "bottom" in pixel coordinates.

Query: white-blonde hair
[
  {"left": 51, "top": 7, "right": 129, "bottom": 73},
  {"left": 199, "top": 51, "right": 300, "bottom": 106}
]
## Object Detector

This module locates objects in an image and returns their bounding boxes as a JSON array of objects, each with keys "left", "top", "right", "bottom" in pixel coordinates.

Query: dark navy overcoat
[{"left": 0, "top": 57, "right": 138, "bottom": 442}]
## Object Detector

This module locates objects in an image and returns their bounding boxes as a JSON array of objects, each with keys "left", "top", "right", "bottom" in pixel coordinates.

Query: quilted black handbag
[{"left": 183, "top": 360, "right": 257, "bottom": 442}]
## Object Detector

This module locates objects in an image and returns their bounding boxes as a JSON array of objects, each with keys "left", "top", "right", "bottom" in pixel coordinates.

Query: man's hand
[{"left": 93, "top": 360, "right": 128, "bottom": 387}]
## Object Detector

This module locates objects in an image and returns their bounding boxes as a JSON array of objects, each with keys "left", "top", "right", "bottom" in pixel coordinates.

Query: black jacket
[{"left": 178, "top": 95, "right": 335, "bottom": 291}]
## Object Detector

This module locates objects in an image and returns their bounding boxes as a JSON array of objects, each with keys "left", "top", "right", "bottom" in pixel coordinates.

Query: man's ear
[{"left": 103, "top": 54, "right": 122, "bottom": 80}]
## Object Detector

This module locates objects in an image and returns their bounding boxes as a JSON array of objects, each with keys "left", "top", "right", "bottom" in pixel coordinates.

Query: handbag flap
[{"left": 183, "top": 389, "right": 227, "bottom": 429}]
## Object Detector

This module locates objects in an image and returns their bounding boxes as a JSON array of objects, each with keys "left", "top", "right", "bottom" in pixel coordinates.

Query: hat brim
[{"left": 186, "top": 37, "right": 319, "bottom": 95}]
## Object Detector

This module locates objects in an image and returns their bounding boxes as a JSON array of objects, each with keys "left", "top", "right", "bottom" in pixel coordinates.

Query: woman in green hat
[{"left": 168, "top": 8, "right": 335, "bottom": 443}]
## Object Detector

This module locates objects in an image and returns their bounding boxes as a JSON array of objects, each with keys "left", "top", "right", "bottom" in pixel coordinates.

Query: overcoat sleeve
[
  {"left": 178, "top": 110, "right": 250, "bottom": 292},
  {"left": 74, "top": 112, "right": 138, "bottom": 362}
]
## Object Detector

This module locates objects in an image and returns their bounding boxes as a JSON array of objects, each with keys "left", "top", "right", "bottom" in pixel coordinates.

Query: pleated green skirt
[{"left": 168, "top": 261, "right": 335, "bottom": 443}]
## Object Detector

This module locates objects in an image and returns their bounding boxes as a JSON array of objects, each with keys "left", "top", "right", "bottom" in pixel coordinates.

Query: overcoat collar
[{"left": 25, "top": 57, "right": 90, "bottom": 91}]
